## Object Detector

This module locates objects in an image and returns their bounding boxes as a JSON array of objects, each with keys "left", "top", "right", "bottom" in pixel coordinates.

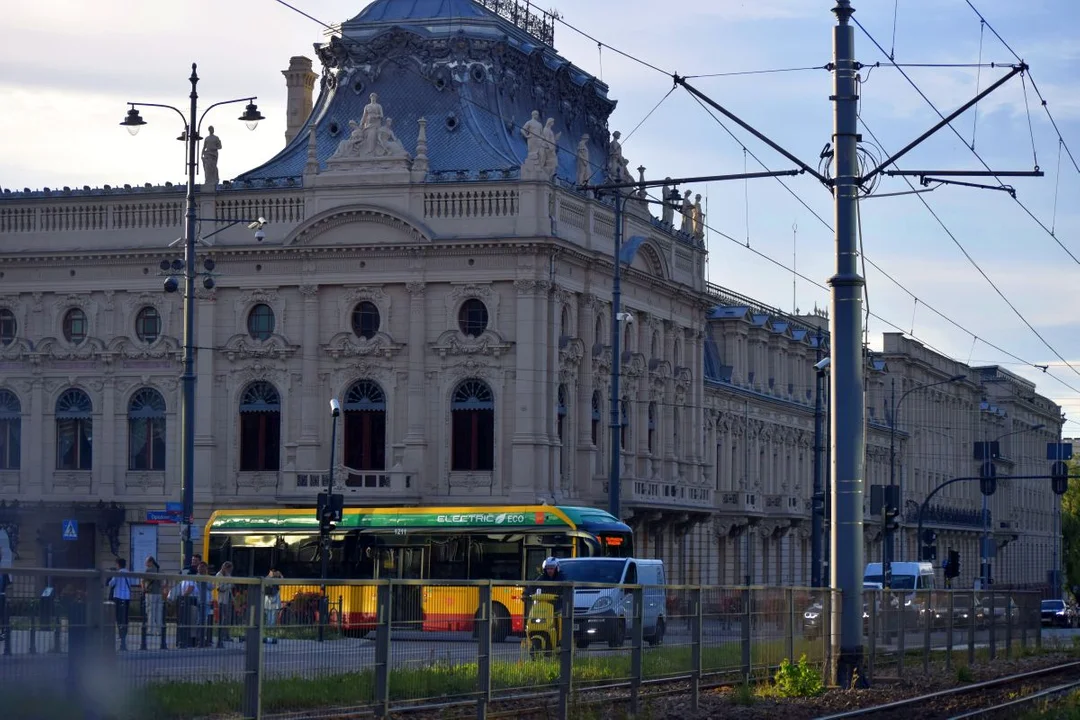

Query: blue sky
[{"left": 2, "top": 0, "right": 1078, "bottom": 429}]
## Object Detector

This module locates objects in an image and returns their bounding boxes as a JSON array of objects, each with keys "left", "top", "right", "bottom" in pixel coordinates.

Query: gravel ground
[{"left": 396, "top": 651, "right": 1080, "bottom": 720}]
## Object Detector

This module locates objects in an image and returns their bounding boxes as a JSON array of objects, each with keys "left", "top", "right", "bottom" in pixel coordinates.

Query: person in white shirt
[{"left": 107, "top": 558, "right": 135, "bottom": 651}]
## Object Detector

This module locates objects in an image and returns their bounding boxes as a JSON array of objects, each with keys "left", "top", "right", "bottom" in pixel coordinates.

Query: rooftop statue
[
  {"left": 328, "top": 93, "right": 412, "bottom": 166},
  {"left": 201, "top": 126, "right": 222, "bottom": 189}
]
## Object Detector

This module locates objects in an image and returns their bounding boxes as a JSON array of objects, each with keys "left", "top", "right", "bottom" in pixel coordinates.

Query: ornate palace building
[{"left": 0, "top": 0, "right": 1064, "bottom": 591}]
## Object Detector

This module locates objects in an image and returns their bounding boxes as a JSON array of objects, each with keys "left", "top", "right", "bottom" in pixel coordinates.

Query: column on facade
[
  {"left": 28, "top": 379, "right": 44, "bottom": 494},
  {"left": 576, "top": 294, "right": 597, "bottom": 494},
  {"left": 101, "top": 377, "right": 116, "bottom": 496},
  {"left": 295, "top": 285, "right": 321, "bottom": 475},
  {"left": 691, "top": 329, "right": 705, "bottom": 466},
  {"left": 403, "top": 282, "right": 427, "bottom": 479},
  {"left": 193, "top": 290, "right": 216, "bottom": 501},
  {"left": 510, "top": 280, "right": 547, "bottom": 500}
]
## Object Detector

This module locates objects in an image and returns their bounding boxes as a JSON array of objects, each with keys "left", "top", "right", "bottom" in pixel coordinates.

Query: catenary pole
[
  {"left": 180, "top": 64, "right": 199, "bottom": 571},
  {"left": 829, "top": 0, "right": 867, "bottom": 689}
]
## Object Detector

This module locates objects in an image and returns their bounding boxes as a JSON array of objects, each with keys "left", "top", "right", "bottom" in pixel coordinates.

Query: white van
[
  {"left": 557, "top": 557, "right": 666, "bottom": 649},
  {"left": 864, "top": 561, "right": 935, "bottom": 624}
]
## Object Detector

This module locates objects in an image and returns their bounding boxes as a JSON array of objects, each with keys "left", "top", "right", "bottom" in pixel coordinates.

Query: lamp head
[
  {"left": 814, "top": 357, "right": 831, "bottom": 372},
  {"left": 330, "top": 398, "right": 341, "bottom": 417},
  {"left": 948, "top": 374, "right": 966, "bottom": 382},
  {"left": 239, "top": 101, "right": 264, "bottom": 131},
  {"left": 120, "top": 106, "right": 146, "bottom": 136}
]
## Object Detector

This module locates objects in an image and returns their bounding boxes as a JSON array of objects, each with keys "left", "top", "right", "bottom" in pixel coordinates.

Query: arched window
[
  {"left": 135, "top": 307, "right": 161, "bottom": 344},
  {"left": 128, "top": 388, "right": 166, "bottom": 471},
  {"left": 451, "top": 379, "right": 494, "bottom": 471},
  {"left": 239, "top": 381, "right": 280, "bottom": 471},
  {"left": 619, "top": 397, "right": 630, "bottom": 451},
  {"left": 63, "top": 308, "right": 87, "bottom": 345},
  {"left": 457, "top": 299, "right": 489, "bottom": 337},
  {"left": 56, "top": 388, "right": 92, "bottom": 470},
  {"left": 247, "top": 304, "right": 275, "bottom": 341},
  {"left": 343, "top": 380, "right": 386, "bottom": 481},
  {"left": 647, "top": 402, "right": 657, "bottom": 454},
  {"left": 0, "top": 389, "right": 21, "bottom": 469},
  {"left": 351, "top": 302, "right": 381, "bottom": 340},
  {"left": 591, "top": 390, "right": 601, "bottom": 446},
  {"left": 0, "top": 309, "right": 16, "bottom": 346}
]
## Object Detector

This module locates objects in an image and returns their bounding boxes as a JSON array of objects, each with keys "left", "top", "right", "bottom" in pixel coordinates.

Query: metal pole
[
  {"left": 829, "top": 0, "right": 867, "bottom": 689},
  {"left": 886, "top": 378, "right": 896, "bottom": 576},
  {"left": 608, "top": 190, "right": 623, "bottom": 520},
  {"left": 322, "top": 412, "right": 338, "bottom": 582},
  {"left": 180, "top": 62, "right": 199, "bottom": 571},
  {"left": 811, "top": 344, "right": 825, "bottom": 588},
  {"left": 981, "top": 439, "right": 989, "bottom": 589}
]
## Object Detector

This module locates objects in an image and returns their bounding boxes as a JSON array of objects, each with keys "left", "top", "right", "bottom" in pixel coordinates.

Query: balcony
[
  {"left": 765, "top": 494, "right": 808, "bottom": 519},
  {"left": 626, "top": 478, "right": 712, "bottom": 510},
  {"left": 281, "top": 466, "right": 419, "bottom": 502},
  {"left": 903, "top": 503, "right": 987, "bottom": 529},
  {"left": 719, "top": 491, "right": 762, "bottom": 516}
]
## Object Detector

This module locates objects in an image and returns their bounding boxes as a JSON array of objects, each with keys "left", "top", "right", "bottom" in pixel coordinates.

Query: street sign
[
  {"left": 165, "top": 502, "right": 182, "bottom": 513},
  {"left": 1047, "top": 443, "right": 1074, "bottom": 461},
  {"left": 62, "top": 519, "right": 78, "bottom": 541},
  {"left": 146, "top": 510, "right": 180, "bottom": 524}
]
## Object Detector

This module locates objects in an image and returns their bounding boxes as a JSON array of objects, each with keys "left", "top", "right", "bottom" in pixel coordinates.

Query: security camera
[
  {"left": 247, "top": 216, "right": 267, "bottom": 230},
  {"left": 163, "top": 276, "right": 179, "bottom": 293},
  {"left": 329, "top": 398, "right": 341, "bottom": 417},
  {"left": 814, "top": 357, "right": 831, "bottom": 372},
  {"left": 616, "top": 312, "right": 634, "bottom": 324},
  {"left": 254, "top": 229, "right": 266, "bottom": 242}
]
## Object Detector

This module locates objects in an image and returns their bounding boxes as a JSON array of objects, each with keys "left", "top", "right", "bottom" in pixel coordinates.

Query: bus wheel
[{"left": 492, "top": 603, "right": 511, "bottom": 643}]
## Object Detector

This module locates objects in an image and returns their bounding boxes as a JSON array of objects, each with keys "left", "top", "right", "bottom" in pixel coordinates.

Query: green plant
[
  {"left": 770, "top": 654, "right": 824, "bottom": 698},
  {"left": 955, "top": 665, "right": 974, "bottom": 683},
  {"left": 732, "top": 681, "right": 755, "bottom": 706}
]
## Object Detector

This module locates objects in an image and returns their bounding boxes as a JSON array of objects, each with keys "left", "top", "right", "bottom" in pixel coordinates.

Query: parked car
[{"left": 1041, "top": 599, "right": 1078, "bottom": 628}]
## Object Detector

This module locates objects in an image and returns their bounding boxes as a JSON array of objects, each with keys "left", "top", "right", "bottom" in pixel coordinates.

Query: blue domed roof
[
  {"left": 351, "top": 0, "right": 491, "bottom": 24},
  {"left": 236, "top": 0, "right": 617, "bottom": 187}
]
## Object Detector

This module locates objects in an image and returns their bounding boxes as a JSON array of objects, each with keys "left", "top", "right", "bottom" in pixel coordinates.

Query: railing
[
  {"left": 0, "top": 568, "right": 1045, "bottom": 719},
  {"left": 0, "top": 198, "right": 184, "bottom": 233},
  {"left": 422, "top": 188, "right": 519, "bottom": 218}
]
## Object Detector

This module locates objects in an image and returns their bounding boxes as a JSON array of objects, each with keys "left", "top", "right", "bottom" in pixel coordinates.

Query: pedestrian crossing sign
[{"left": 62, "top": 519, "right": 78, "bottom": 541}]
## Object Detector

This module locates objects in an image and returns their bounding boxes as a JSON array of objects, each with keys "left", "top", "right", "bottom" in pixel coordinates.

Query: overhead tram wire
[
  {"left": 268, "top": 0, "right": 1080, "bottom": 401},
  {"left": 551, "top": 13, "right": 673, "bottom": 78},
  {"left": 676, "top": 64, "right": 1080, "bottom": 400},
  {"left": 852, "top": 17, "right": 1080, "bottom": 269},
  {"left": 682, "top": 87, "right": 1051, "bottom": 380},
  {"left": 857, "top": 115, "right": 1080, "bottom": 386},
  {"left": 963, "top": 0, "right": 1080, "bottom": 178}
]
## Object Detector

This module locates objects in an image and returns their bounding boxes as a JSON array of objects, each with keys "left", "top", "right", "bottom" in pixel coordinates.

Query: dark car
[{"left": 1041, "top": 599, "right": 1078, "bottom": 628}]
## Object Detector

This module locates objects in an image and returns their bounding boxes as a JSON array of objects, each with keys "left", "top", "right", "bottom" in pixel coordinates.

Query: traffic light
[
  {"left": 979, "top": 460, "right": 997, "bottom": 496},
  {"left": 1051, "top": 460, "right": 1069, "bottom": 496},
  {"left": 945, "top": 550, "right": 960, "bottom": 579},
  {"left": 921, "top": 543, "right": 937, "bottom": 561},
  {"left": 317, "top": 492, "right": 344, "bottom": 534}
]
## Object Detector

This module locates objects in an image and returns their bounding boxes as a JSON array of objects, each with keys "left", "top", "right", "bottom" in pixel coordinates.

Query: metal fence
[{"left": 0, "top": 568, "right": 1044, "bottom": 719}]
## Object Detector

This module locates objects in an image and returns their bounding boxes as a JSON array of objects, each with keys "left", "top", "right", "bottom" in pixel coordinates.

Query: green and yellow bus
[{"left": 204, "top": 505, "right": 633, "bottom": 639}]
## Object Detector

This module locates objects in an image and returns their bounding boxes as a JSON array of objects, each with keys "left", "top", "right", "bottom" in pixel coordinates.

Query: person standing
[
  {"left": 263, "top": 569, "right": 282, "bottom": 645},
  {"left": 215, "top": 561, "right": 234, "bottom": 647},
  {"left": 107, "top": 559, "right": 135, "bottom": 651},
  {"left": 143, "top": 556, "right": 163, "bottom": 640}
]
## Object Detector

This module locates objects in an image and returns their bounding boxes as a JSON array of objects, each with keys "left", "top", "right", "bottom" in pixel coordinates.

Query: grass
[{"left": 0, "top": 638, "right": 817, "bottom": 719}]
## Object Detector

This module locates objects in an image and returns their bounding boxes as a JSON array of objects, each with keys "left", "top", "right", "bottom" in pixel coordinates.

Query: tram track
[{"left": 813, "top": 660, "right": 1080, "bottom": 720}]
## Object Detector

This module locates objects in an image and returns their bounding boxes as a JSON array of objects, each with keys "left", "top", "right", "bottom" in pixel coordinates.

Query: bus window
[
  {"left": 429, "top": 536, "right": 468, "bottom": 580},
  {"left": 468, "top": 538, "right": 522, "bottom": 581}
]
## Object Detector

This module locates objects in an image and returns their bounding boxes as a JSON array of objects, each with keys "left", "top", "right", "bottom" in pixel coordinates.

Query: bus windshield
[{"left": 557, "top": 559, "right": 627, "bottom": 584}]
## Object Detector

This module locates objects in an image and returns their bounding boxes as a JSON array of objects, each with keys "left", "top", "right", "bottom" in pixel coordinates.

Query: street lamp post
[
  {"left": 886, "top": 374, "right": 965, "bottom": 581},
  {"left": 121, "top": 63, "right": 263, "bottom": 570},
  {"left": 980, "top": 422, "right": 1045, "bottom": 588}
]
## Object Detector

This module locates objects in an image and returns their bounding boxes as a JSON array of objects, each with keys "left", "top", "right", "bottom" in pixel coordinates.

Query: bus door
[{"left": 381, "top": 546, "right": 424, "bottom": 628}]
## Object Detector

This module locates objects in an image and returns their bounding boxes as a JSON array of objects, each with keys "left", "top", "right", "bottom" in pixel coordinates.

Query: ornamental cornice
[
  {"left": 221, "top": 333, "right": 299, "bottom": 362},
  {"left": 431, "top": 328, "right": 512, "bottom": 359},
  {"left": 323, "top": 330, "right": 404, "bottom": 360}
]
